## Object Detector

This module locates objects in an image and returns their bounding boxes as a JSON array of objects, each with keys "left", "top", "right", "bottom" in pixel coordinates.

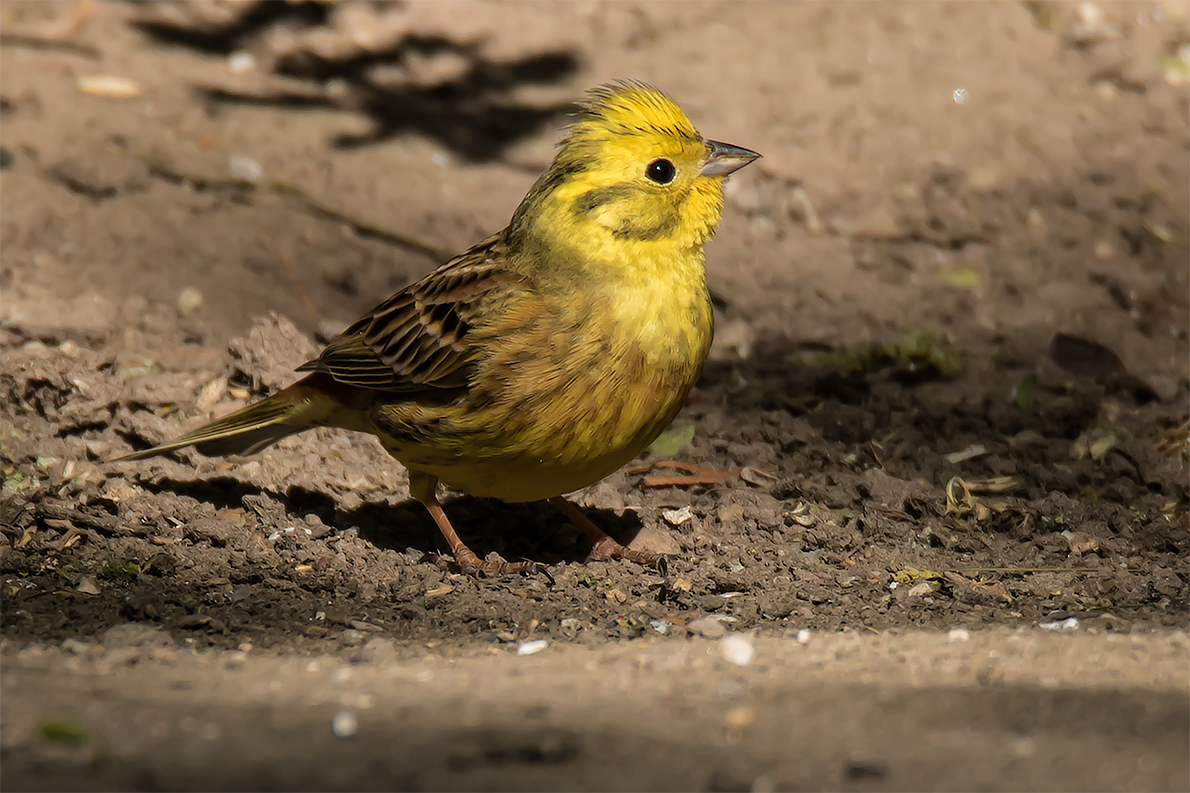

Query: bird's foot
[
  {"left": 549, "top": 496, "right": 669, "bottom": 573},
  {"left": 437, "top": 549, "right": 553, "bottom": 581},
  {"left": 420, "top": 491, "right": 551, "bottom": 581},
  {"left": 585, "top": 536, "right": 668, "bottom": 573}
]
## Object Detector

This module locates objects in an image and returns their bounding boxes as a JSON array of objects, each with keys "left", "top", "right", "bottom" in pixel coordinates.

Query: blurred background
[{"left": 4, "top": 0, "right": 1186, "bottom": 360}]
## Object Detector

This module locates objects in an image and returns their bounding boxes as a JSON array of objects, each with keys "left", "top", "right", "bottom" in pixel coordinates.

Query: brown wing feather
[{"left": 298, "top": 232, "right": 526, "bottom": 396}]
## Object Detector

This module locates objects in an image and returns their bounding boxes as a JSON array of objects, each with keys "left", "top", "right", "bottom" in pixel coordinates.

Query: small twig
[
  {"left": 626, "top": 460, "right": 743, "bottom": 488},
  {"left": 36, "top": 502, "right": 143, "bottom": 537},
  {"left": 0, "top": 32, "right": 99, "bottom": 58},
  {"left": 790, "top": 185, "right": 822, "bottom": 235},
  {"left": 14, "top": 525, "right": 38, "bottom": 549}
]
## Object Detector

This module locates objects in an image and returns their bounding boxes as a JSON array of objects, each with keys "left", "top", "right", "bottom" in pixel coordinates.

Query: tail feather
[
  {"left": 113, "top": 375, "right": 348, "bottom": 462},
  {"left": 193, "top": 425, "right": 303, "bottom": 458}
]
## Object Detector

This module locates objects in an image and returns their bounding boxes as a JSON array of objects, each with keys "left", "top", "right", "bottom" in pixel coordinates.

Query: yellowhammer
[{"left": 117, "top": 81, "right": 760, "bottom": 576}]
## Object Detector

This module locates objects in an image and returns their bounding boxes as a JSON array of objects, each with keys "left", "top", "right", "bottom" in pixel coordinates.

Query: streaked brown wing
[{"left": 297, "top": 231, "right": 524, "bottom": 394}]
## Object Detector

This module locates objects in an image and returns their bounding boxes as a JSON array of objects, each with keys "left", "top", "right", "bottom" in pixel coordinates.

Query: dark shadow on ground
[
  {"left": 130, "top": 1, "right": 581, "bottom": 160},
  {"left": 129, "top": 0, "right": 332, "bottom": 54},
  {"left": 138, "top": 475, "right": 645, "bottom": 566},
  {"left": 0, "top": 476, "right": 651, "bottom": 648},
  {"left": 700, "top": 331, "right": 1178, "bottom": 504}
]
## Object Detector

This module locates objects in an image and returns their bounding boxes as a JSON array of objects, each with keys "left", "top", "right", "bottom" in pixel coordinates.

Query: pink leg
[
  {"left": 550, "top": 497, "right": 662, "bottom": 567},
  {"left": 419, "top": 491, "right": 541, "bottom": 577}
]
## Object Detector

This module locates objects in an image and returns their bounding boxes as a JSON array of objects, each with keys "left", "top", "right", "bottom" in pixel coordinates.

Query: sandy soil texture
[{"left": 2, "top": 2, "right": 1188, "bottom": 790}]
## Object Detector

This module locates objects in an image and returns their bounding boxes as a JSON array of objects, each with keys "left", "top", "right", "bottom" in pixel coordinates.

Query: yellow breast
[{"left": 374, "top": 248, "right": 714, "bottom": 503}]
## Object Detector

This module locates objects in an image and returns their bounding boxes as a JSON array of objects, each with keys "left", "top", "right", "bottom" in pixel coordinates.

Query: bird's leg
[
  {"left": 550, "top": 497, "right": 662, "bottom": 568},
  {"left": 406, "top": 469, "right": 539, "bottom": 576},
  {"left": 416, "top": 489, "right": 541, "bottom": 577}
]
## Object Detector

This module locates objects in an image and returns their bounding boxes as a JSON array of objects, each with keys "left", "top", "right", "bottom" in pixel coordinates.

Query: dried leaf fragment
[
  {"left": 1049, "top": 333, "right": 1127, "bottom": 381},
  {"left": 631, "top": 461, "right": 741, "bottom": 488}
]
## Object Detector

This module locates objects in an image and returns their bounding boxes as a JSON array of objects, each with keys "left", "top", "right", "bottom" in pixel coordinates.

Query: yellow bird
[{"left": 117, "top": 81, "right": 760, "bottom": 576}]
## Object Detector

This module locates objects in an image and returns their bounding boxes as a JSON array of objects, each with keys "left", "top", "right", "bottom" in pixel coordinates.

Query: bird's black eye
[{"left": 645, "top": 158, "right": 676, "bottom": 185}]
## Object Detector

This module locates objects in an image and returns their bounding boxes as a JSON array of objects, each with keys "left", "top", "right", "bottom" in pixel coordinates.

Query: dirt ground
[{"left": 1, "top": 1, "right": 1188, "bottom": 790}]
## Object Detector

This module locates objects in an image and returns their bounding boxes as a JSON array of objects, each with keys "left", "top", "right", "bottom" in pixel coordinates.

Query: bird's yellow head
[{"left": 510, "top": 81, "right": 759, "bottom": 257}]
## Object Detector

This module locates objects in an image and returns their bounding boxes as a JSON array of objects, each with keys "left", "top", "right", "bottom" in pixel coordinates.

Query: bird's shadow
[
  {"left": 127, "top": 0, "right": 331, "bottom": 54},
  {"left": 128, "top": 1, "right": 581, "bottom": 160},
  {"left": 140, "top": 476, "right": 645, "bottom": 568}
]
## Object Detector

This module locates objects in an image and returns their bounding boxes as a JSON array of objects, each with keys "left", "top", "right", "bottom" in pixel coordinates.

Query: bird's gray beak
[{"left": 700, "top": 139, "right": 761, "bottom": 176}]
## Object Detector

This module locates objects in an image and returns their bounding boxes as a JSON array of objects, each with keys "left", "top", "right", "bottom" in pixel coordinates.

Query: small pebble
[
  {"left": 661, "top": 505, "right": 693, "bottom": 526},
  {"left": 948, "top": 627, "right": 971, "bottom": 643},
  {"left": 687, "top": 615, "right": 729, "bottom": 639},
  {"left": 722, "top": 705, "right": 757, "bottom": 731},
  {"left": 338, "top": 629, "right": 366, "bottom": 647},
  {"left": 795, "top": 629, "right": 812, "bottom": 645},
  {"left": 228, "top": 155, "right": 262, "bottom": 182},
  {"left": 1039, "top": 617, "right": 1080, "bottom": 631},
  {"left": 720, "top": 633, "right": 755, "bottom": 667},
  {"left": 1011, "top": 736, "right": 1038, "bottom": 758},
  {"left": 906, "top": 581, "right": 935, "bottom": 598},
  {"left": 517, "top": 639, "right": 548, "bottom": 656},
  {"left": 228, "top": 51, "right": 256, "bottom": 74},
  {"left": 331, "top": 710, "right": 358, "bottom": 738},
  {"left": 76, "top": 576, "right": 102, "bottom": 595},
  {"left": 1078, "top": 1, "right": 1104, "bottom": 31},
  {"left": 177, "top": 286, "right": 203, "bottom": 318}
]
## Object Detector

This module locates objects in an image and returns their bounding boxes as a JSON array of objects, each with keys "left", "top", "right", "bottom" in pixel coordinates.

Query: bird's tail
[{"left": 113, "top": 374, "right": 361, "bottom": 461}]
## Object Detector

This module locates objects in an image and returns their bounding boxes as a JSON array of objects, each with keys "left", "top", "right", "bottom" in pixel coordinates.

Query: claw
[
  {"left": 433, "top": 550, "right": 551, "bottom": 580},
  {"left": 535, "top": 564, "right": 556, "bottom": 587},
  {"left": 456, "top": 556, "right": 543, "bottom": 578}
]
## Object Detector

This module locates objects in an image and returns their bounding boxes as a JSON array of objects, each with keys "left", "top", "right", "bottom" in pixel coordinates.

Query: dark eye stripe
[
  {"left": 572, "top": 185, "right": 634, "bottom": 216},
  {"left": 613, "top": 209, "right": 680, "bottom": 241}
]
